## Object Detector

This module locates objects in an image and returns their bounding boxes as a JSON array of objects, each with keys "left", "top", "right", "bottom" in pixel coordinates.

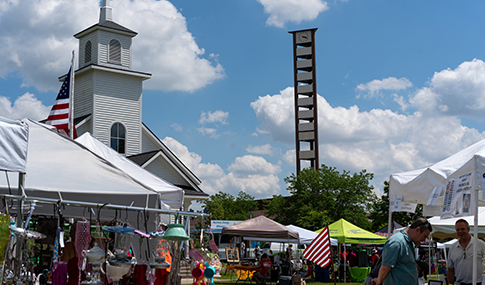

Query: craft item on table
[
  {"left": 81, "top": 242, "right": 105, "bottom": 284},
  {"left": 102, "top": 224, "right": 135, "bottom": 269},
  {"left": 75, "top": 220, "right": 91, "bottom": 283},
  {"left": 189, "top": 240, "right": 204, "bottom": 262},
  {"left": 52, "top": 226, "right": 62, "bottom": 262},
  {"left": 52, "top": 261, "right": 68, "bottom": 285},
  {"left": 192, "top": 261, "right": 206, "bottom": 285},
  {"left": 208, "top": 226, "right": 218, "bottom": 253},
  {"left": 148, "top": 232, "right": 170, "bottom": 269},
  {"left": 8, "top": 225, "right": 46, "bottom": 240},
  {"left": 203, "top": 262, "right": 216, "bottom": 285}
]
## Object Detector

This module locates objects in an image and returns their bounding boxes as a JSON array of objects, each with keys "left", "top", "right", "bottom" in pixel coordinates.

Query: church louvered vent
[
  {"left": 85, "top": 41, "right": 92, "bottom": 63},
  {"left": 109, "top": 39, "right": 121, "bottom": 63}
]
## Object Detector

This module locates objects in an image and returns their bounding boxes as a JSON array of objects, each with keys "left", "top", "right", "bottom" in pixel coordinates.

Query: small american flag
[
  {"left": 303, "top": 225, "right": 331, "bottom": 268},
  {"left": 45, "top": 66, "right": 76, "bottom": 138}
]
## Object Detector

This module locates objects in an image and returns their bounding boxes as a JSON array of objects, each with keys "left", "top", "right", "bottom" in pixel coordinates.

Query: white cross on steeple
[{"left": 99, "top": 0, "right": 112, "bottom": 22}]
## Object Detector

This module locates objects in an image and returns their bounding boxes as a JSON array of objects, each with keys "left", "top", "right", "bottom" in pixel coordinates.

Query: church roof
[
  {"left": 74, "top": 20, "right": 137, "bottom": 38},
  {"left": 127, "top": 149, "right": 208, "bottom": 198},
  {"left": 128, "top": 150, "right": 158, "bottom": 166}
]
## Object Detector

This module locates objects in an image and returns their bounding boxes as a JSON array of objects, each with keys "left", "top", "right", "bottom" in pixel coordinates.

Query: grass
[{"left": 214, "top": 271, "right": 362, "bottom": 285}]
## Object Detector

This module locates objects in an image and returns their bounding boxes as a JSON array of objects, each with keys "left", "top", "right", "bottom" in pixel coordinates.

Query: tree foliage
[
  {"left": 368, "top": 181, "right": 423, "bottom": 232},
  {"left": 202, "top": 191, "right": 258, "bottom": 220},
  {"left": 266, "top": 165, "right": 377, "bottom": 231}
]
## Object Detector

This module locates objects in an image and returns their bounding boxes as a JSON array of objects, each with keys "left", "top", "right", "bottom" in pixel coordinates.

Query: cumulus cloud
[
  {"left": 197, "top": 127, "right": 219, "bottom": 138},
  {"left": 356, "top": 77, "right": 412, "bottom": 99},
  {"left": 163, "top": 137, "right": 281, "bottom": 197},
  {"left": 0, "top": 93, "right": 51, "bottom": 120},
  {"left": 198, "top": 110, "right": 229, "bottom": 125},
  {"left": 410, "top": 59, "right": 485, "bottom": 118},
  {"left": 257, "top": 0, "right": 329, "bottom": 28},
  {"left": 251, "top": 83, "right": 485, "bottom": 192},
  {"left": 246, "top": 144, "right": 274, "bottom": 155},
  {"left": 0, "top": 0, "right": 224, "bottom": 92},
  {"left": 227, "top": 155, "right": 281, "bottom": 176}
]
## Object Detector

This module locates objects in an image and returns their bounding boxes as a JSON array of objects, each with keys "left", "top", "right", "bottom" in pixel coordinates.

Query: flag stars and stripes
[{"left": 303, "top": 226, "right": 332, "bottom": 268}]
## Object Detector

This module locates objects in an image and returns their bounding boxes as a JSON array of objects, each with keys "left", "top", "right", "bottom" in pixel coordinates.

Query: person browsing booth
[
  {"left": 254, "top": 253, "right": 273, "bottom": 285},
  {"left": 372, "top": 217, "right": 432, "bottom": 285},
  {"left": 446, "top": 219, "right": 485, "bottom": 285}
]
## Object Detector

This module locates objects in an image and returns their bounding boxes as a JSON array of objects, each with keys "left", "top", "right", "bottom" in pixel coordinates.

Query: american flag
[
  {"left": 45, "top": 67, "right": 76, "bottom": 138},
  {"left": 303, "top": 225, "right": 331, "bottom": 268}
]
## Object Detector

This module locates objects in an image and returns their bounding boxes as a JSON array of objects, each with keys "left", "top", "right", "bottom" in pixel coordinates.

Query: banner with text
[{"left": 441, "top": 170, "right": 475, "bottom": 219}]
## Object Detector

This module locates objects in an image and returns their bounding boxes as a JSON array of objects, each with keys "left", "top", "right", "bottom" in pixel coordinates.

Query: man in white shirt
[{"left": 447, "top": 219, "right": 485, "bottom": 285}]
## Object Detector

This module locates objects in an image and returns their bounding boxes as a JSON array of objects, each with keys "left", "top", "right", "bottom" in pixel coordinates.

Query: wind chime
[
  {"left": 163, "top": 216, "right": 190, "bottom": 285},
  {"left": 102, "top": 224, "right": 135, "bottom": 284}
]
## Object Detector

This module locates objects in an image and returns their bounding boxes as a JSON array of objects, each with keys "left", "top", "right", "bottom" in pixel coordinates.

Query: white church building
[{"left": 68, "top": 1, "right": 208, "bottom": 211}]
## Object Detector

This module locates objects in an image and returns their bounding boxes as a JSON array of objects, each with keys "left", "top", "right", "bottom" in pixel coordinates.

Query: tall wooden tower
[{"left": 289, "top": 28, "right": 319, "bottom": 174}]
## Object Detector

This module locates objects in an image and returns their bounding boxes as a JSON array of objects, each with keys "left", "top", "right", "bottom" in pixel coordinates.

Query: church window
[
  {"left": 109, "top": 39, "right": 121, "bottom": 63},
  {"left": 110, "top": 122, "right": 126, "bottom": 154},
  {"left": 85, "top": 41, "right": 92, "bottom": 64}
]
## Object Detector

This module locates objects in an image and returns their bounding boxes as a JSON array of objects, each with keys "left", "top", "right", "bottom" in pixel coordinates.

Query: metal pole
[
  {"left": 14, "top": 173, "right": 25, "bottom": 280},
  {"left": 1, "top": 193, "right": 209, "bottom": 218}
]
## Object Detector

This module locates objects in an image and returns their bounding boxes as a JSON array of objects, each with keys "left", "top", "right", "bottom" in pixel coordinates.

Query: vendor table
[
  {"left": 226, "top": 265, "right": 259, "bottom": 284},
  {"left": 349, "top": 266, "right": 371, "bottom": 283}
]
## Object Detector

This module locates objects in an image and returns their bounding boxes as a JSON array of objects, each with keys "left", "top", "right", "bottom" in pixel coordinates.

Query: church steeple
[{"left": 99, "top": 0, "right": 112, "bottom": 22}]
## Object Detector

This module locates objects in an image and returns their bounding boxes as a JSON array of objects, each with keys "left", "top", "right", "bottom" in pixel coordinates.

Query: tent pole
[
  {"left": 473, "top": 169, "right": 479, "bottom": 285},
  {"left": 1, "top": 193, "right": 209, "bottom": 218},
  {"left": 343, "top": 243, "right": 346, "bottom": 283},
  {"left": 14, "top": 173, "right": 25, "bottom": 280}
]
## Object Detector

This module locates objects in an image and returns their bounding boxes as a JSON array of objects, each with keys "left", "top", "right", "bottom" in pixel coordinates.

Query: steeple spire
[{"left": 99, "top": 0, "right": 112, "bottom": 22}]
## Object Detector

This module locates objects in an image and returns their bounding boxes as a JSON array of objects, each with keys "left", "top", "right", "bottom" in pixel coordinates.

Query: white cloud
[
  {"left": 227, "top": 155, "right": 281, "bottom": 176},
  {"left": 356, "top": 77, "right": 412, "bottom": 99},
  {"left": 246, "top": 144, "right": 274, "bottom": 155},
  {"left": 162, "top": 137, "right": 281, "bottom": 197},
  {"left": 392, "top": 94, "right": 409, "bottom": 111},
  {"left": 198, "top": 110, "right": 229, "bottom": 125},
  {"left": 0, "top": 0, "right": 224, "bottom": 92},
  {"left": 0, "top": 93, "right": 51, "bottom": 120},
  {"left": 197, "top": 127, "right": 219, "bottom": 139},
  {"left": 257, "top": 0, "right": 329, "bottom": 28},
  {"left": 171, "top": 123, "right": 183, "bottom": 132},
  {"left": 282, "top": 149, "right": 295, "bottom": 165},
  {"left": 251, "top": 82, "right": 485, "bottom": 192},
  {"left": 410, "top": 59, "right": 485, "bottom": 118}
]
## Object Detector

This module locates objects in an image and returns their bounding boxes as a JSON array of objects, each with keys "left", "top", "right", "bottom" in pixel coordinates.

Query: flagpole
[
  {"left": 70, "top": 50, "right": 75, "bottom": 139},
  {"left": 328, "top": 222, "right": 337, "bottom": 285}
]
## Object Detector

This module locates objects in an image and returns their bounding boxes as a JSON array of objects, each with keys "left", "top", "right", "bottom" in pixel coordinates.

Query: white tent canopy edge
[
  {"left": 75, "top": 133, "right": 184, "bottom": 208},
  {"left": 0, "top": 116, "right": 28, "bottom": 173}
]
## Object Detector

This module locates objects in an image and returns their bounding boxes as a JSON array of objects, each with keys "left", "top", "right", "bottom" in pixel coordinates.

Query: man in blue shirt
[{"left": 372, "top": 217, "right": 432, "bottom": 285}]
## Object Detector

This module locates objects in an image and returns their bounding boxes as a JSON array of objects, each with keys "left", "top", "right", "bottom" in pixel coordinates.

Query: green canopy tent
[
  {"left": 317, "top": 218, "right": 387, "bottom": 244},
  {"left": 316, "top": 219, "right": 387, "bottom": 282}
]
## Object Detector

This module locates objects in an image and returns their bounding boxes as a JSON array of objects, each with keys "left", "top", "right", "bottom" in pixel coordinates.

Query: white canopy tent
[
  {"left": 75, "top": 133, "right": 184, "bottom": 208},
  {"left": 428, "top": 207, "right": 485, "bottom": 238},
  {"left": 242, "top": 225, "right": 338, "bottom": 246},
  {"left": 286, "top": 224, "right": 338, "bottom": 246},
  {"left": 389, "top": 139, "right": 485, "bottom": 284},
  {"left": 0, "top": 119, "right": 163, "bottom": 222}
]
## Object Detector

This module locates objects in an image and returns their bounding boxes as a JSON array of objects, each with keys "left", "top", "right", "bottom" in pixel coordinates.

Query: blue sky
[{"left": 2, "top": 0, "right": 485, "bottom": 208}]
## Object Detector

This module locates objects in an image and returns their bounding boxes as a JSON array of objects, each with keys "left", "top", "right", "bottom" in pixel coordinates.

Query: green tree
[
  {"left": 368, "top": 181, "right": 423, "bottom": 232},
  {"left": 266, "top": 165, "right": 376, "bottom": 231},
  {"left": 202, "top": 191, "right": 258, "bottom": 220}
]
